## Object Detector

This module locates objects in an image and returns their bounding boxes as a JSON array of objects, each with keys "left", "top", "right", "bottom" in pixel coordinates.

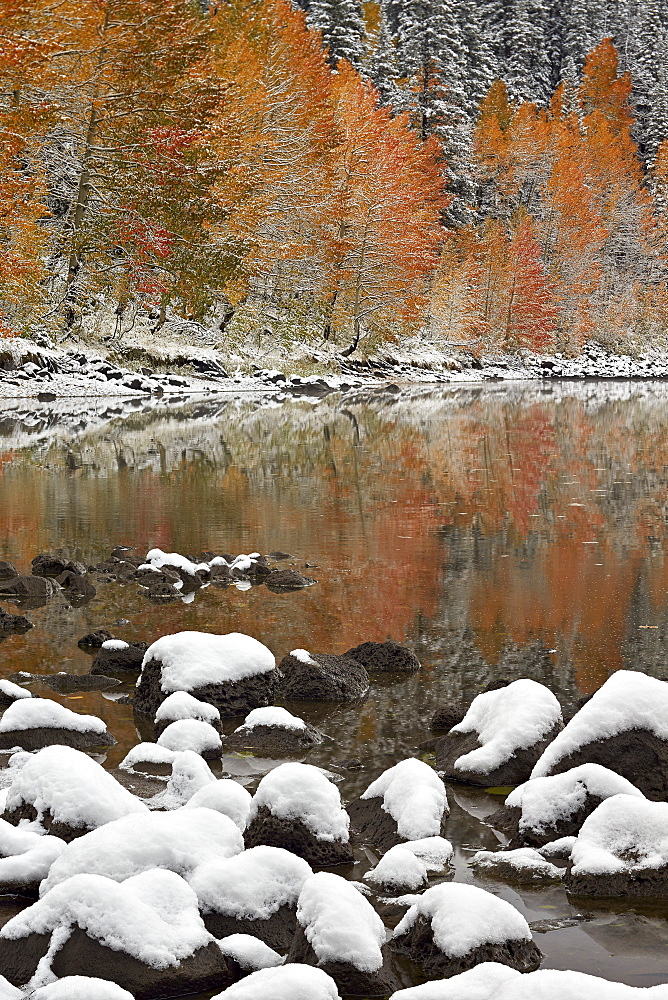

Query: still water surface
[{"left": 1, "top": 382, "right": 668, "bottom": 990}]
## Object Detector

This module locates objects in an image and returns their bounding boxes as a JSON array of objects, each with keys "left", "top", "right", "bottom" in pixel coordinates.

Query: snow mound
[
  {"left": 155, "top": 691, "right": 220, "bottom": 725},
  {"left": 365, "top": 837, "right": 453, "bottom": 890},
  {"left": 41, "top": 807, "right": 244, "bottom": 892},
  {"left": 539, "top": 837, "right": 576, "bottom": 858},
  {"left": 149, "top": 750, "right": 215, "bottom": 809},
  {"left": 532, "top": 671, "right": 668, "bottom": 778},
  {"left": 0, "top": 819, "right": 66, "bottom": 885},
  {"left": 361, "top": 759, "right": 448, "bottom": 839},
  {"left": 210, "top": 965, "right": 341, "bottom": 999},
  {"left": 388, "top": 962, "right": 668, "bottom": 998},
  {"left": 0, "top": 976, "right": 20, "bottom": 999},
  {"left": 184, "top": 778, "right": 252, "bottom": 831},
  {"left": 142, "top": 631, "right": 276, "bottom": 692},
  {"left": 4, "top": 745, "right": 147, "bottom": 830},
  {"left": 217, "top": 934, "right": 282, "bottom": 970},
  {"left": 507, "top": 764, "right": 644, "bottom": 835},
  {"left": 145, "top": 548, "right": 205, "bottom": 577},
  {"left": 101, "top": 639, "right": 130, "bottom": 651},
  {"left": 0, "top": 698, "right": 107, "bottom": 734},
  {"left": 191, "top": 845, "right": 312, "bottom": 919},
  {"left": 296, "top": 872, "right": 386, "bottom": 972},
  {"left": 0, "top": 680, "right": 30, "bottom": 701},
  {"left": 3, "top": 869, "right": 211, "bottom": 968},
  {"left": 30, "top": 977, "right": 135, "bottom": 999},
  {"left": 290, "top": 649, "right": 317, "bottom": 665},
  {"left": 119, "top": 743, "right": 179, "bottom": 770},
  {"left": 470, "top": 847, "right": 563, "bottom": 881},
  {"left": 451, "top": 680, "right": 562, "bottom": 775},
  {"left": 393, "top": 883, "right": 532, "bottom": 957},
  {"left": 571, "top": 794, "right": 668, "bottom": 875},
  {"left": 157, "top": 718, "right": 222, "bottom": 755},
  {"left": 249, "top": 763, "right": 349, "bottom": 842},
  {"left": 236, "top": 707, "right": 307, "bottom": 732},
  {"left": 399, "top": 837, "right": 454, "bottom": 869}
]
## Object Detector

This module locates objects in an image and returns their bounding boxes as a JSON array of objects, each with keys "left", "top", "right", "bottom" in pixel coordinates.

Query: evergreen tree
[
  {"left": 504, "top": 0, "right": 551, "bottom": 103},
  {"left": 307, "top": 0, "right": 367, "bottom": 68},
  {"left": 370, "top": 9, "right": 406, "bottom": 109},
  {"left": 459, "top": 0, "right": 499, "bottom": 116}
]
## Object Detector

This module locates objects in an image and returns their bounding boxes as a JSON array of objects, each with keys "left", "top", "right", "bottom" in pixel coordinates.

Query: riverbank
[{"left": 3, "top": 335, "right": 668, "bottom": 399}]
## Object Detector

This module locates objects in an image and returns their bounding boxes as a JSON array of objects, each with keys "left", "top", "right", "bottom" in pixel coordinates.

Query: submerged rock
[
  {"left": 77, "top": 629, "right": 116, "bottom": 649},
  {"left": 277, "top": 649, "right": 369, "bottom": 702},
  {"left": 264, "top": 569, "right": 315, "bottom": 591},
  {"left": 56, "top": 569, "right": 96, "bottom": 600},
  {"left": 344, "top": 640, "right": 421, "bottom": 674},
  {"left": 0, "top": 575, "right": 58, "bottom": 600},
  {"left": 0, "top": 608, "right": 33, "bottom": 636},
  {"left": 30, "top": 553, "right": 67, "bottom": 577},
  {"left": 0, "top": 561, "right": 17, "bottom": 581},
  {"left": 91, "top": 639, "right": 147, "bottom": 675}
]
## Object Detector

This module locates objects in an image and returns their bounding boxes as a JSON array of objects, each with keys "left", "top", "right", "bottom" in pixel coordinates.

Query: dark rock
[
  {"left": 143, "top": 579, "right": 181, "bottom": 601},
  {"left": 265, "top": 569, "right": 316, "bottom": 591},
  {"left": 107, "top": 767, "right": 167, "bottom": 800},
  {"left": 565, "top": 863, "right": 668, "bottom": 898},
  {"left": 286, "top": 924, "right": 399, "bottom": 996},
  {"left": 134, "top": 658, "right": 281, "bottom": 719},
  {"left": 430, "top": 704, "right": 467, "bottom": 731},
  {"left": 0, "top": 609, "right": 33, "bottom": 636},
  {"left": 91, "top": 641, "right": 147, "bottom": 675},
  {"left": 37, "top": 391, "right": 56, "bottom": 402},
  {"left": 57, "top": 570, "right": 97, "bottom": 600},
  {"left": 392, "top": 914, "right": 542, "bottom": 979},
  {"left": 0, "top": 561, "right": 17, "bottom": 581},
  {"left": 0, "top": 724, "right": 116, "bottom": 753},
  {"left": 244, "top": 805, "right": 354, "bottom": 867},
  {"left": 31, "top": 553, "right": 67, "bottom": 577},
  {"left": 435, "top": 721, "right": 562, "bottom": 788},
  {"left": 267, "top": 551, "right": 292, "bottom": 560},
  {"left": 63, "top": 560, "right": 87, "bottom": 576},
  {"left": 277, "top": 651, "right": 369, "bottom": 702},
  {"left": 347, "top": 795, "right": 448, "bottom": 852},
  {"left": 344, "top": 640, "right": 421, "bottom": 674},
  {"left": 340, "top": 757, "right": 364, "bottom": 770},
  {"left": 78, "top": 629, "right": 115, "bottom": 649},
  {"left": 210, "top": 563, "right": 232, "bottom": 585},
  {"left": 111, "top": 546, "right": 136, "bottom": 559},
  {"left": 37, "top": 672, "right": 122, "bottom": 694},
  {"left": 203, "top": 905, "right": 298, "bottom": 953},
  {"left": 0, "top": 575, "right": 58, "bottom": 600},
  {"left": 223, "top": 721, "right": 323, "bottom": 756}
]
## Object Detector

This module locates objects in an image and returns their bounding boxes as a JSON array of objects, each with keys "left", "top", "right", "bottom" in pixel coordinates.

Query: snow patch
[
  {"left": 236, "top": 707, "right": 307, "bottom": 732},
  {"left": 470, "top": 847, "right": 563, "bottom": 880},
  {"left": 191, "top": 845, "right": 312, "bottom": 919},
  {"left": 101, "top": 639, "right": 130, "bottom": 651},
  {"left": 0, "top": 680, "right": 31, "bottom": 701},
  {"left": 217, "top": 934, "right": 283, "bottom": 970},
  {"left": 290, "top": 649, "right": 317, "bottom": 665},
  {"left": 209, "top": 965, "right": 341, "bottom": 999},
  {"left": 29, "top": 977, "right": 135, "bottom": 999}
]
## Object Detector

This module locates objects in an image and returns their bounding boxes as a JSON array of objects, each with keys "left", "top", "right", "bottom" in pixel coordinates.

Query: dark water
[{"left": 2, "top": 382, "right": 668, "bottom": 991}]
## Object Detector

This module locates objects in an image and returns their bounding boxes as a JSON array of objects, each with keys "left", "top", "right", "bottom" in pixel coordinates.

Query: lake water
[{"left": 1, "top": 381, "right": 668, "bottom": 992}]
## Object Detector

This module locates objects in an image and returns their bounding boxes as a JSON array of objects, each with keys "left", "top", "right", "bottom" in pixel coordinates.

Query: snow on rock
[
  {"left": 388, "top": 962, "right": 668, "bottom": 998},
  {"left": 30, "top": 977, "right": 136, "bottom": 999},
  {"left": 435, "top": 680, "right": 562, "bottom": 786},
  {"left": 142, "top": 631, "right": 276, "bottom": 691},
  {"left": 538, "top": 836, "right": 576, "bottom": 858},
  {"left": 0, "top": 698, "right": 114, "bottom": 751},
  {"left": 157, "top": 719, "right": 222, "bottom": 757},
  {"left": 225, "top": 706, "right": 322, "bottom": 755},
  {"left": 0, "top": 976, "right": 20, "bottom": 999},
  {"left": 184, "top": 779, "right": 252, "bottom": 831},
  {"left": 41, "top": 807, "right": 244, "bottom": 892},
  {"left": 145, "top": 548, "right": 203, "bottom": 578},
  {"left": 119, "top": 742, "right": 180, "bottom": 770},
  {"left": 101, "top": 639, "right": 130, "bottom": 651},
  {"left": 3, "top": 746, "right": 147, "bottom": 838},
  {"left": 365, "top": 837, "right": 454, "bottom": 892},
  {"left": 155, "top": 691, "right": 220, "bottom": 726},
  {"left": 530, "top": 671, "right": 668, "bottom": 800},
  {"left": 0, "top": 819, "right": 66, "bottom": 894},
  {"left": 358, "top": 758, "right": 448, "bottom": 840},
  {"left": 290, "top": 649, "right": 317, "bottom": 665},
  {"left": 237, "top": 707, "right": 307, "bottom": 732},
  {"left": 148, "top": 751, "right": 215, "bottom": 810},
  {"left": 192, "top": 845, "right": 313, "bottom": 949},
  {"left": 217, "top": 934, "right": 282, "bottom": 971},
  {"left": 500, "top": 764, "right": 644, "bottom": 847},
  {"left": 392, "top": 882, "right": 541, "bottom": 978},
  {"left": 470, "top": 847, "right": 563, "bottom": 883},
  {"left": 0, "top": 680, "right": 31, "bottom": 702},
  {"left": 210, "top": 965, "right": 342, "bottom": 1000}
]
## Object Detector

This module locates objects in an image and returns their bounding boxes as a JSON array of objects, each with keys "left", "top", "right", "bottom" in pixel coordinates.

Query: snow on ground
[
  {"left": 361, "top": 759, "right": 449, "bottom": 839},
  {"left": 30, "top": 977, "right": 136, "bottom": 999},
  {"left": 0, "top": 680, "right": 31, "bottom": 701},
  {"left": 470, "top": 847, "right": 563, "bottom": 881},
  {"left": 156, "top": 719, "right": 222, "bottom": 755},
  {"left": 210, "top": 965, "right": 341, "bottom": 999},
  {"left": 147, "top": 751, "right": 215, "bottom": 810},
  {"left": 216, "top": 934, "right": 283, "bottom": 970},
  {"left": 154, "top": 691, "right": 221, "bottom": 726},
  {"left": 388, "top": 963, "right": 668, "bottom": 998},
  {"left": 0, "top": 820, "right": 66, "bottom": 885},
  {"left": 4, "top": 746, "right": 147, "bottom": 830},
  {"left": 450, "top": 679, "right": 562, "bottom": 776},
  {"left": 570, "top": 795, "right": 668, "bottom": 875},
  {"left": 532, "top": 671, "right": 668, "bottom": 778},
  {"left": 141, "top": 631, "right": 276, "bottom": 692},
  {"left": 506, "top": 764, "right": 645, "bottom": 836},
  {"left": 235, "top": 707, "right": 307, "bottom": 732},
  {"left": 296, "top": 872, "right": 386, "bottom": 971},
  {"left": 393, "top": 883, "right": 532, "bottom": 957},
  {"left": 0, "top": 698, "right": 107, "bottom": 734},
  {"left": 191, "top": 845, "right": 312, "bottom": 920},
  {"left": 41, "top": 807, "right": 244, "bottom": 892},
  {"left": 184, "top": 779, "right": 252, "bottom": 831},
  {"left": 248, "top": 763, "right": 350, "bottom": 842},
  {"left": 2, "top": 869, "right": 211, "bottom": 970}
]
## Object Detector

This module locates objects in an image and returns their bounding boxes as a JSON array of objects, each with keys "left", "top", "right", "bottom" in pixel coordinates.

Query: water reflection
[{"left": 2, "top": 382, "right": 668, "bottom": 987}]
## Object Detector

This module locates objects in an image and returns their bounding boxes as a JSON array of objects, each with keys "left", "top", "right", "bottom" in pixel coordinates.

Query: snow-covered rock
[
  {"left": 217, "top": 934, "right": 282, "bottom": 974},
  {"left": 0, "top": 869, "right": 230, "bottom": 995},
  {"left": 191, "top": 845, "right": 313, "bottom": 950},
  {"left": 154, "top": 691, "right": 220, "bottom": 737},
  {"left": 210, "top": 965, "right": 342, "bottom": 1000},
  {"left": 0, "top": 819, "right": 66, "bottom": 896},
  {"left": 287, "top": 872, "right": 399, "bottom": 995},
  {"left": 157, "top": 718, "right": 222, "bottom": 758},
  {"left": 41, "top": 807, "right": 244, "bottom": 892},
  {"left": 435, "top": 679, "right": 562, "bottom": 787},
  {"left": 277, "top": 649, "right": 369, "bottom": 702},
  {"left": 0, "top": 698, "right": 115, "bottom": 752},
  {"left": 566, "top": 794, "right": 668, "bottom": 897},
  {"left": 147, "top": 751, "right": 216, "bottom": 809},
  {"left": 29, "top": 977, "right": 136, "bottom": 999},
  {"left": 184, "top": 778, "right": 252, "bottom": 831},
  {"left": 244, "top": 763, "right": 353, "bottom": 867},
  {"left": 2, "top": 746, "right": 147, "bottom": 840},
  {"left": 470, "top": 847, "right": 563, "bottom": 883},
  {"left": 392, "top": 882, "right": 541, "bottom": 978},
  {"left": 491, "top": 763, "right": 645, "bottom": 847},
  {"left": 224, "top": 707, "right": 323, "bottom": 756},
  {"left": 364, "top": 837, "right": 453, "bottom": 893},
  {"left": 119, "top": 742, "right": 180, "bottom": 771},
  {"left": 530, "top": 671, "right": 668, "bottom": 800},
  {"left": 0, "top": 679, "right": 31, "bottom": 706},
  {"left": 91, "top": 640, "right": 146, "bottom": 675},
  {"left": 348, "top": 759, "right": 449, "bottom": 850},
  {"left": 135, "top": 631, "right": 279, "bottom": 718}
]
